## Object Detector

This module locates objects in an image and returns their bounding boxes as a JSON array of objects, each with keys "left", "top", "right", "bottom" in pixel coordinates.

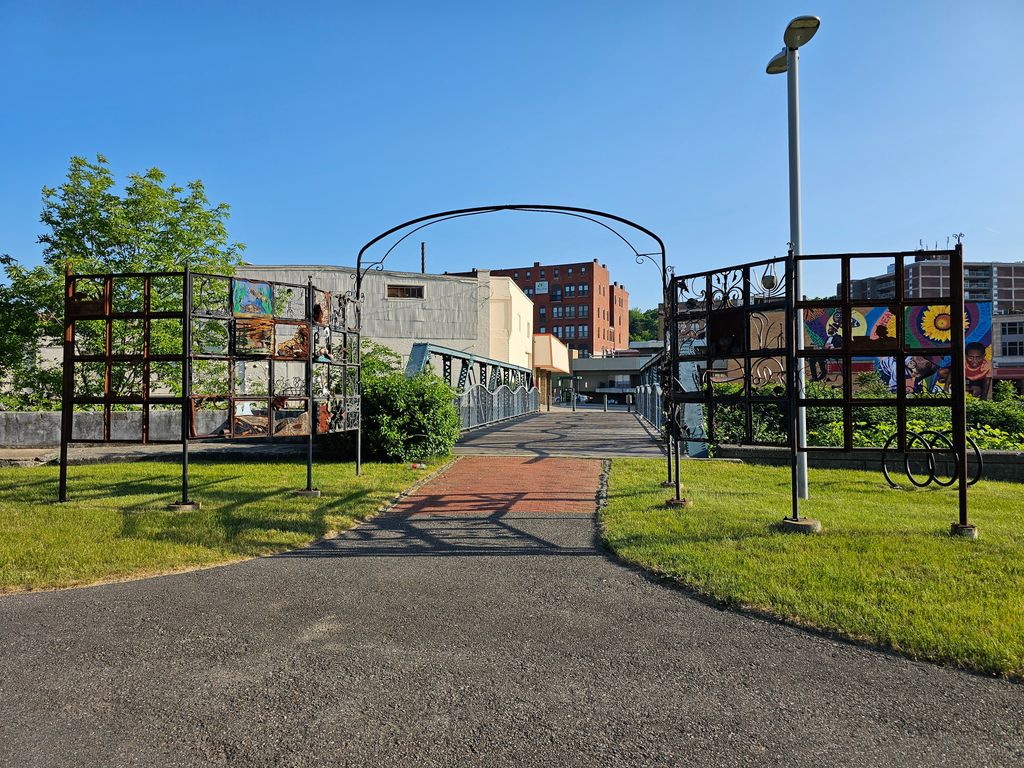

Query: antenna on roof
[{"left": 421, "top": 242, "right": 426, "bottom": 274}]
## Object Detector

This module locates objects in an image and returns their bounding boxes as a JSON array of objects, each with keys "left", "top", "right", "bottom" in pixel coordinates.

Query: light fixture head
[
  {"left": 766, "top": 47, "right": 788, "bottom": 75},
  {"left": 783, "top": 15, "right": 820, "bottom": 49}
]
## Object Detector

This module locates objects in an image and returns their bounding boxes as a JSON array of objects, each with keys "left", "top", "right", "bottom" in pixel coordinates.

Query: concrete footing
[
  {"left": 665, "top": 497, "right": 693, "bottom": 508},
  {"left": 780, "top": 517, "right": 822, "bottom": 534},
  {"left": 293, "top": 489, "right": 322, "bottom": 498},
  {"left": 950, "top": 523, "right": 978, "bottom": 540},
  {"left": 166, "top": 501, "right": 201, "bottom": 512},
  {"left": 660, "top": 480, "right": 675, "bottom": 487}
]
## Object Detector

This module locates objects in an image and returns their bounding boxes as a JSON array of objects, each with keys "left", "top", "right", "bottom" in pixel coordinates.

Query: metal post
[
  {"left": 950, "top": 242, "right": 972, "bottom": 534},
  {"left": 58, "top": 267, "right": 74, "bottom": 502},
  {"left": 784, "top": 250, "right": 800, "bottom": 521},
  {"left": 295, "top": 278, "right": 319, "bottom": 497},
  {"left": 603, "top": 394, "right": 608, "bottom": 412},
  {"left": 172, "top": 267, "right": 195, "bottom": 510},
  {"left": 787, "top": 46, "right": 810, "bottom": 500}
]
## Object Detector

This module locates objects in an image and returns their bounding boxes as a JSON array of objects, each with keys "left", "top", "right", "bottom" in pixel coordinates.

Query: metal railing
[
  {"left": 457, "top": 384, "right": 540, "bottom": 431},
  {"left": 634, "top": 383, "right": 663, "bottom": 430}
]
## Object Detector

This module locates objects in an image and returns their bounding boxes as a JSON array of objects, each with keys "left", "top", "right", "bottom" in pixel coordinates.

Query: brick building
[{"left": 488, "top": 259, "right": 629, "bottom": 356}]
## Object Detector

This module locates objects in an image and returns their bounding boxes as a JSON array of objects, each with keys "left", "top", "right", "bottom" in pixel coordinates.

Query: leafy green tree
[
  {"left": 1, "top": 155, "right": 244, "bottom": 409},
  {"left": 629, "top": 307, "right": 660, "bottom": 342}
]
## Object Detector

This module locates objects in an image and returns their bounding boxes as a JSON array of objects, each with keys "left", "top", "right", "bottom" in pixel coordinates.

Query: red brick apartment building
[{"left": 490, "top": 260, "right": 629, "bottom": 356}]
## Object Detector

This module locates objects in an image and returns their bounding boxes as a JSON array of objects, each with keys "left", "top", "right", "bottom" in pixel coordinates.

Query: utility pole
[{"left": 421, "top": 241, "right": 426, "bottom": 274}]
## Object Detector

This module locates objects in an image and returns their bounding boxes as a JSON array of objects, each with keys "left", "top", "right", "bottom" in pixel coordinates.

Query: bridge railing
[
  {"left": 457, "top": 384, "right": 540, "bottom": 431},
  {"left": 634, "top": 384, "right": 663, "bottom": 430}
]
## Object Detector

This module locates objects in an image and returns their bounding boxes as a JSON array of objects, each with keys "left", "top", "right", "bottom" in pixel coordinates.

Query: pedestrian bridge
[{"left": 455, "top": 406, "right": 665, "bottom": 458}]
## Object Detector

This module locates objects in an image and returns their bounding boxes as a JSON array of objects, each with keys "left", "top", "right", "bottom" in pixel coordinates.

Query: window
[
  {"left": 539, "top": 326, "right": 547, "bottom": 334},
  {"left": 1002, "top": 321, "right": 1024, "bottom": 336},
  {"left": 1003, "top": 340, "right": 1024, "bottom": 356},
  {"left": 580, "top": 305, "right": 589, "bottom": 318},
  {"left": 514, "top": 271, "right": 519, "bottom": 279},
  {"left": 526, "top": 271, "right": 531, "bottom": 278},
  {"left": 566, "top": 285, "right": 575, "bottom": 296},
  {"left": 552, "top": 306, "right": 562, "bottom": 318},
  {"left": 387, "top": 284, "right": 424, "bottom": 299},
  {"left": 554, "top": 326, "right": 562, "bottom": 338},
  {"left": 539, "top": 306, "right": 546, "bottom": 317},
  {"left": 565, "top": 326, "right": 575, "bottom": 338},
  {"left": 578, "top": 324, "right": 588, "bottom": 337},
  {"left": 551, "top": 288, "right": 562, "bottom": 302},
  {"left": 555, "top": 268, "right": 560, "bottom": 276},
  {"left": 581, "top": 266, "right": 587, "bottom": 274},
  {"left": 541, "top": 269, "right": 545, "bottom": 278},
  {"left": 568, "top": 267, "right": 573, "bottom": 275},
  {"left": 579, "top": 283, "right": 588, "bottom": 295},
  {"left": 565, "top": 305, "right": 575, "bottom": 318}
]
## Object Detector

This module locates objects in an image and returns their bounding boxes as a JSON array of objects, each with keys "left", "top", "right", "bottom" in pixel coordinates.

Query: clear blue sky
[{"left": 2, "top": 1, "right": 1022, "bottom": 308}]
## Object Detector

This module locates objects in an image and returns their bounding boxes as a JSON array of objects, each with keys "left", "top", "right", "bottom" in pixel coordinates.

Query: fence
[
  {"left": 634, "top": 384, "right": 663, "bottom": 430},
  {"left": 457, "top": 384, "right": 540, "bottom": 431}
]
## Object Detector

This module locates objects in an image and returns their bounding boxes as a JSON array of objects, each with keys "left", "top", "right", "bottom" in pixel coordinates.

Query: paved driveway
[{"left": 1, "top": 456, "right": 1022, "bottom": 767}]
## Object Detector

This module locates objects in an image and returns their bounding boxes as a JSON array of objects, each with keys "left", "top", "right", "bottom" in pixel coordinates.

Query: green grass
[
  {"left": 602, "top": 459, "right": 1024, "bottom": 678},
  {"left": 0, "top": 458, "right": 446, "bottom": 593}
]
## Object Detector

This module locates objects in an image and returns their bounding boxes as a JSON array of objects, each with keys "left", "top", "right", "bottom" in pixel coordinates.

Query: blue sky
[{"left": 2, "top": 1, "right": 1022, "bottom": 308}]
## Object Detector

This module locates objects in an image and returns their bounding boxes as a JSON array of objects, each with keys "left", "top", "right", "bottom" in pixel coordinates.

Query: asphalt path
[{"left": 1, "top": 456, "right": 1022, "bottom": 767}]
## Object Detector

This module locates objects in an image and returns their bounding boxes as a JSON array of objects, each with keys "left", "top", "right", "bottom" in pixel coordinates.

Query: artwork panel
[
  {"left": 273, "top": 284, "right": 307, "bottom": 320},
  {"left": 275, "top": 361, "right": 309, "bottom": 397},
  {"left": 234, "top": 318, "right": 274, "bottom": 356},
  {"left": 191, "top": 318, "right": 230, "bottom": 356},
  {"left": 232, "top": 399, "right": 270, "bottom": 438},
  {"left": 192, "top": 274, "right": 231, "bottom": 317},
  {"left": 273, "top": 397, "right": 310, "bottom": 436},
  {"left": 235, "top": 360, "right": 270, "bottom": 396},
  {"left": 312, "top": 289, "right": 331, "bottom": 325},
  {"left": 274, "top": 322, "right": 309, "bottom": 359},
  {"left": 748, "top": 310, "right": 786, "bottom": 353},
  {"left": 232, "top": 279, "right": 273, "bottom": 317},
  {"left": 190, "top": 398, "right": 231, "bottom": 438}
]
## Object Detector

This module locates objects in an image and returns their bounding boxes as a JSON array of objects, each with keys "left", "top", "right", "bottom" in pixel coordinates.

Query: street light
[{"left": 767, "top": 15, "right": 820, "bottom": 501}]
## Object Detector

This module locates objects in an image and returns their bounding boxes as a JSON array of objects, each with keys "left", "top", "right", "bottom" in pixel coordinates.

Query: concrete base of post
[
  {"left": 780, "top": 517, "right": 821, "bottom": 534},
  {"left": 660, "top": 480, "right": 675, "bottom": 487},
  {"left": 950, "top": 523, "right": 978, "bottom": 540},
  {"left": 293, "top": 489, "right": 322, "bottom": 498},
  {"left": 665, "top": 497, "right": 692, "bottom": 508},
  {"left": 167, "top": 501, "right": 201, "bottom": 512}
]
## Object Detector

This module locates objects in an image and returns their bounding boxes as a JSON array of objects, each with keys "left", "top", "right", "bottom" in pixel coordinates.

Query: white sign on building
[{"left": 535, "top": 280, "right": 549, "bottom": 295}]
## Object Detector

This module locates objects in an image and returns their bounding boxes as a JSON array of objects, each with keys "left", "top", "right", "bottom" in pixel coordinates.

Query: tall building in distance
[
  {"left": 847, "top": 253, "right": 1024, "bottom": 312},
  {"left": 489, "top": 259, "right": 629, "bottom": 356}
]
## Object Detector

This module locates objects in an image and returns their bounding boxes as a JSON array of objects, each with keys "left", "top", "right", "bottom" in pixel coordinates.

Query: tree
[
  {"left": 1, "top": 155, "right": 245, "bottom": 409},
  {"left": 629, "top": 307, "right": 660, "bottom": 342}
]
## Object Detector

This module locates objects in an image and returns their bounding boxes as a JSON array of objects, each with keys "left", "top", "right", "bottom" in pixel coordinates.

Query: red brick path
[{"left": 391, "top": 456, "right": 603, "bottom": 516}]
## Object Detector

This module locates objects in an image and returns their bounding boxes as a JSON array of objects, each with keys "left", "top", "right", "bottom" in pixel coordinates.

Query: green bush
[{"left": 361, "top": 371, "right": 461, "bottom": 462}]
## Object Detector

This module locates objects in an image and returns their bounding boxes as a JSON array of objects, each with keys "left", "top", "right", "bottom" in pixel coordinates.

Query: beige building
[
  {"left": 488, "top": 275, "right": 533, "bottom": 370},
  {"left": 532, "top": 333, "right": 572, "bottom": 407}
]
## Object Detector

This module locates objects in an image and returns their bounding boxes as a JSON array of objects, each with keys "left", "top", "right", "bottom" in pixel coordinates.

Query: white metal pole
[{"left": 787, "top": 46, "right": 809, "bottom": 500}]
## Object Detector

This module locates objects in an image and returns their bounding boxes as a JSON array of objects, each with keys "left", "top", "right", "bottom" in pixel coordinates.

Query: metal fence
[
  {"left": 457, "top": 384, "right": 540, "bottom": 431},
  {"left": 634, "top": 384, "right": 663, "bottom": 430}
]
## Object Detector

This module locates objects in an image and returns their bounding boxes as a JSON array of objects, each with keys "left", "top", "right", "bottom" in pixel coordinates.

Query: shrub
[{"left": 361, "top": 371, "right": 461, "bottom": 462}]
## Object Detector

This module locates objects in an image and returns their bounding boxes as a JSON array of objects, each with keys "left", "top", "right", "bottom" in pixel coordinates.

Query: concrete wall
[
  {"left": 488, "top": 276, "right": 533, "bottom": 370},
  {"left": 713, "top": 444, "right": 1024, "bottom": 483}
]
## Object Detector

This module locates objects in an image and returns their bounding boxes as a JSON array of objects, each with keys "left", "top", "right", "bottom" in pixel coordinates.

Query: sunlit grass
[
  {"left": 0, "top": 458, "right": 445, "bottom": 593},
  {"left": 602, "top": 458, "right": 1024, "bottom": 678}
]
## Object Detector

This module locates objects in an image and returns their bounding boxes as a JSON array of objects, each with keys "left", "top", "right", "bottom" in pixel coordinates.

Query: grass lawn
[
  {"left": 602, "top": 458, "right": 1024, "bottom": 678},
  {"left": 0, "top": 458, "right": 446, "bottom": 593}
]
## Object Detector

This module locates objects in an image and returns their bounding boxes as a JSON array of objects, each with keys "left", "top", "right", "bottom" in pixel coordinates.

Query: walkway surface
[
  {"left": 2, "top": 453, "right": 1022, "bottom": 767},
  {"left": 456, "top": 407, "right": 665, "bottom": 457}
]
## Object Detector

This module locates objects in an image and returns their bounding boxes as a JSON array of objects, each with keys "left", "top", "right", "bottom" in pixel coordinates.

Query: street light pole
[{"left": 768, "top": 15, "right": 819, "bottom": 501}]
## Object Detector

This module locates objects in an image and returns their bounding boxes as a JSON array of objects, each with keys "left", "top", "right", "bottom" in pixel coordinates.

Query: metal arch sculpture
[{"left": 354, "top": 203, "right": 683, "bottom": 498}]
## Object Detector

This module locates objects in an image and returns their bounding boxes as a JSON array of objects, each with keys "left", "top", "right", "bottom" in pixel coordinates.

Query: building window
[
  {"left": 514, "top": 271, "right": 519, "bottom": 279},
  {"left": 553, "top": 306, "right": 563, "bottom": 318},
  {"left": 526, "top": 271, "right": 531, "bottom": 278},
  {"left": 551, "top": 288, "right": 562, "bottom": 301},
  {"left": 554, "top": 326, "right": 562, "bottom": 338},
  {"left": 568, "top": 267, "right": 573, "bottom": 275},
  {"left": 539, "top": 326, "right": 546, "bottom": 334},
  {"left": 578, "top": 324, "right": 588, "bottom": 337},
  {"left": 566, "top": 285, "right": 575, "bottom": 296},
  {"left": 1002, "top": 321, "right": 1024, "bottom": 336},
  {"left": 1003, "top": 340, "right": 1024, "bottom": 356},
  {"left": 386, "top": 284, "right": 424, "bottom": 299},
  {"left": 539, "top": 306, "right": 546, "bottom": 317},
  {"left": 566, "top": 305, "right": 575, "bottom": 318},
  {"left": 580, "top": 305, "right": 589, "bottom": 317},
  {"left": 581, "top": 266, "right": 586, "bottom": 274},
  {"left": 578, "top": 283, "right": 588, "bottom": 295}
]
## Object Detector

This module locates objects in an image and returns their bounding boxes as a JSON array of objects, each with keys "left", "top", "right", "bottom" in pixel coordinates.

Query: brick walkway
[{"left": 391, "top": 456, "right": 602, "bottom": 516}]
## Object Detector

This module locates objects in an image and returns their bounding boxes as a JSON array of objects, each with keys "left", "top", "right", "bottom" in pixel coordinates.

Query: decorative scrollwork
[
  {"left": 749, "top": 311, "right": 786, "bottom": 351},
  {"left": 710, "top": 268, "right": 744, "bottom": 310},
  {"left": 749, "top": 356, "right": 786, "bottom": 388}
]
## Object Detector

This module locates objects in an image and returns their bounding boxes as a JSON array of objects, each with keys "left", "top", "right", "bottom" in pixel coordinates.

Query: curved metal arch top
[{"left": 354, "top": 204, "right": 668, "bottom": 299}]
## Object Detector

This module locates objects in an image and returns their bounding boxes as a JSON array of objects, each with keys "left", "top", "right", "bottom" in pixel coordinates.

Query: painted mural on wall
[{"left": 804, "top": 302, "right": 993, "bottom": 399}]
